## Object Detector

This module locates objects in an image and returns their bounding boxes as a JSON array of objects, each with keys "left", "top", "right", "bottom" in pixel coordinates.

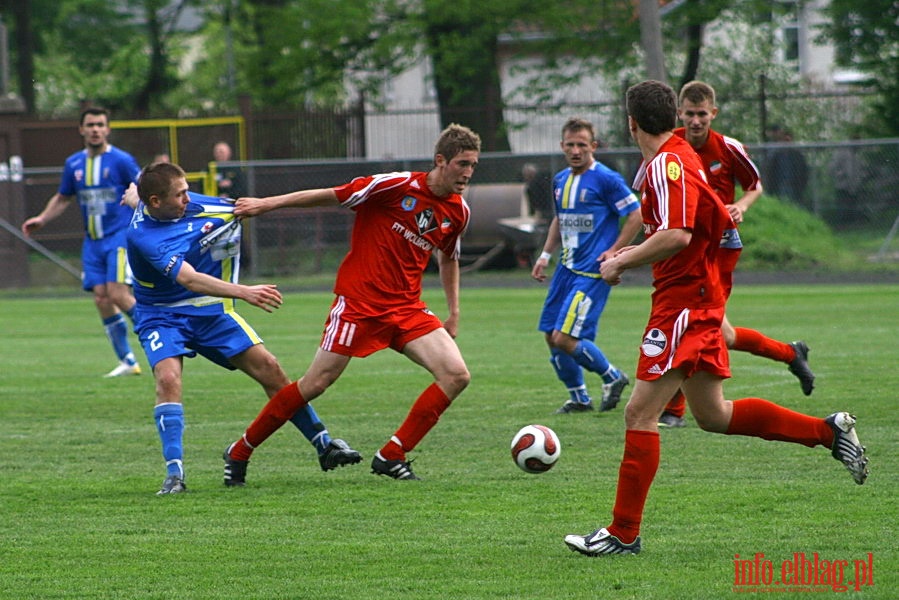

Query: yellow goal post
[{"left": 112, "top": 115, "right": 246, "bottom": 196}]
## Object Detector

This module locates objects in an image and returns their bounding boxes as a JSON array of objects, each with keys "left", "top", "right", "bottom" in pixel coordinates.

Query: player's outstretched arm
[
  {"left": 234, "top": 188, "right": 339, "bottom": 217},
  {"left": 174, "top": 261, "right": 283, "bottom": 312}
]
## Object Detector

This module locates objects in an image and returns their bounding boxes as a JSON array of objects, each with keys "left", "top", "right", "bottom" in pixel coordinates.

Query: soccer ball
[{"left": 511, "top": 424, "right": 561, "bottom": 474}]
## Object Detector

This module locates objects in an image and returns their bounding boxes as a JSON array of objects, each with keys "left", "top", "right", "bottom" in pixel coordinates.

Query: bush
[{"left": 736, "top": 195, "right": 857, "bottom": 270}]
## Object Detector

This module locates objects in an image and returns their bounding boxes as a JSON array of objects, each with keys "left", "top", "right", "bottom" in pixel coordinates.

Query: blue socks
[
  {"left": 572, "top": 340, "right": 620, "bottom": 383},
  {"left": 154, "top": 403, "right": 184, "bottom": 478},
  {"left": 550, "top": 349, "right": 591, "bottom": 404},
  {"left": 288, "top": 405, "right": 333, "bottom": 455},
  {"left": 550, "top": 342, "right": 622, "bottom": 405},
  {"left": 103, "top": 313, "right": 136, "bottom": 365}
]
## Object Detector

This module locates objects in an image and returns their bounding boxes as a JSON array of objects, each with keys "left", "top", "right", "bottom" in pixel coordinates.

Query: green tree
[
  {"left": 2, "top": 0, "right": 194, "bottom": 117},
  {"left": 234, "top": 0, "right": 417, "bottom": 109},
  {"left": 661, "top": 0, "right": 799, "bottom": 89},
  {"left": 818, "top": 0, "right": 899, "bottom": 135},
  {"left": 1, "top": 0, "right": 37, "bottom": 113},
  {"left": 417, "top": 0, "right": 641, "bottom": 149},
  {"left": 419, "top": 0, "right": 513, "bottom": 151},
  {"left": 215, "top": 0, "right": 647, "bottom": 150}
]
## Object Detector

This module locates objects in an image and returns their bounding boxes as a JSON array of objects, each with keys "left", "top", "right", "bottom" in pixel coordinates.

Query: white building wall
[{"left": 363, "top": 60, "right": 441, "bottom": 160}]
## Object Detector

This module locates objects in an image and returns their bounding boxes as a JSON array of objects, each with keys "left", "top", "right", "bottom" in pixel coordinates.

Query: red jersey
[
  {"left": 673, "top": 127, "right": 760, "bottom": 205},
  {"left": 640, "top": 135, "right": 737, "bottom": 310},
  {"left": 332, "top": 171, "right": 470, "bottom": 308}
]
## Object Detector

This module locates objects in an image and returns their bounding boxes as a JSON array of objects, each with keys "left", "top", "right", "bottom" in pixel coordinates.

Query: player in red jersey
[
  {"left": 563, "top": 80, "right": 867, "bottom": 557},
  {"left": 655, "top": 81, "right": 815, "bottom": 428},
  {"left": 222, "top": 124, "right": 480, "bottom": 482}
]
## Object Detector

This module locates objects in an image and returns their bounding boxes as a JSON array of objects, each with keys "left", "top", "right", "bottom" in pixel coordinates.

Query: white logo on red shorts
[{"left": 642, "top": 328, "right": 667, "bottom": 357}]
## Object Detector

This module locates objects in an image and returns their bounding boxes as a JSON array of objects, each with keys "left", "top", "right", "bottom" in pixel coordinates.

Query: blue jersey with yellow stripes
[
  {"left": 58, "top": 144, "right": 140, "bottom": 240},
  {"left": 552, "top": 160, "right": 640, "bottom": 276},
  {"left": 126, "top": 192, "right": 242, "bottom": 316}
]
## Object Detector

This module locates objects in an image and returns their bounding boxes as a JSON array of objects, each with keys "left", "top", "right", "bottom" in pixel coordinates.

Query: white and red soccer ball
[{"left": 511, "top": 424, "right": 561, "bottom": 474}]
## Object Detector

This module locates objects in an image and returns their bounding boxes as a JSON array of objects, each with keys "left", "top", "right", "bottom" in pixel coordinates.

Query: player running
[
  {"left": 635, "top": 81, "right": 815, "bottom": 428},
  {"left": 222, "top": 124, "right": 481, "bottom": 482},
  {"left": 22, "top": 107, "right": 142, "bottom": 378},
  {"left": 563, "top": 80, "right": 868, "bottom": 557}
]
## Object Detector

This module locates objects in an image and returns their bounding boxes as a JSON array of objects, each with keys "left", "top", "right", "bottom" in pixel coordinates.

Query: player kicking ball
[{"left": 223, "top": 124, "right": 482, "bottom": 482}]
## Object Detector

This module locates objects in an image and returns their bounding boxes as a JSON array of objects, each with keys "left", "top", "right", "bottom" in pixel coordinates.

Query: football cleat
[
  {"left": 104, "top": 361, "right": 142, "bottom": 378},
  {"left": 788, "top": 341, "right": 815, "bottom": 396},
  {"left": 600, "top": 372, "right": 629, "bottom": 412},
  {"left": 156, "top": 475, "right": 186, "bottom": 495},
  {"left": 223, "top": 444, "right": 248, "bottom": 487},
  {"left": 657, "top": 411, "right": 686, "bottom": 428},
  {"left": 319, "top": 439, "right": 362, "bottom": 472},
  {"left": 564, "top": 527, "right": 641, "bottom": 556},
  {"left": 371, "top": 455, "right": 420, "bottom": 480},
  {"left": 825, "top": 412, "right": 868, "bottom": 485},
  {"left": 555, "top": 399, "right": 595, "bottom": 414}
]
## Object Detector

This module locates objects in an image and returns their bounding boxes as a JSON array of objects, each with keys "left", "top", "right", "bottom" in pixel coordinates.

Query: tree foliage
[
  {"left": 1, "top": 0, "right": 192, "bottom": 116},
  {"left": 0, "top": 0, "right": 884, "bottom": 147},
  {"left": 235, "top": 0, "right": 417, "bottom": 108},
  {"left": 818, "top": 0, "right": 899, "bottom": 135}
]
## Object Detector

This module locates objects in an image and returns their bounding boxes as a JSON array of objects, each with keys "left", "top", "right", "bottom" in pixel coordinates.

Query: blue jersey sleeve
[
  {"left": 605, "top": 171, "right": 640, "bottom": 216},
  {"left": 57, "top": 154, "right": 79, "bottom": 197}
]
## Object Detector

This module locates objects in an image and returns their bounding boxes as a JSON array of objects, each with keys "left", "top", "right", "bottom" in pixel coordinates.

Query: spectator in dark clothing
[
  {"left": 212, "top": 141, "right": 246, "bottom": 198},
  {"left": 765, "top": 125, "right": 808, "bottom": 207},
  {"left": 522, "top": 162, "right": 554, "bottom": 221}
]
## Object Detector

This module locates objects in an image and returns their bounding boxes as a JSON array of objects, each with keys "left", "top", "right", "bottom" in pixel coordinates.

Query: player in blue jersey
[
  {"left": 22, "top": 107, "right": 142, "bottom": 378},
  {"left": 124, "top": 162, "right": 361, "bottom": 495},
  {"left": 531, "top": 117, "right": 643, "bottom": 414}
]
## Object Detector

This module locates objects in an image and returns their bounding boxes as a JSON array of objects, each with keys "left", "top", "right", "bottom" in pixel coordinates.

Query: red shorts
[
  {"left": 636, "top": 305, "right": 730, "bottom": 381},
  {"left": 320, "top": 295, "right": 443, "bottom": 357},
  {"left": 719, "top": 248, "right": 740, "bottom": 299}
]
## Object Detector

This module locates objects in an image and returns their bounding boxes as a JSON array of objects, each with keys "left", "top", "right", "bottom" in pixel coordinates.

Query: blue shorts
[
  {"left": 81, "top": 230, "right": 132, "bottom": 291},
  {"left": 134, "top": 309, "right": 263, "bottom": 370},
  {"left": 538, "top": 266, "right": 611, "bottom": 341}
]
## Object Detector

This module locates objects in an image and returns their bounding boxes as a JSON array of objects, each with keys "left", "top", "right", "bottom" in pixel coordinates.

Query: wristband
[{"left": 539, "top": 251, "right": 552, "bottom": 262}]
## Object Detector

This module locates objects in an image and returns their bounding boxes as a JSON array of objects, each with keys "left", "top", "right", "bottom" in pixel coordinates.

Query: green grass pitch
[{"left": 1, "top": 282, "right": 895, "bottom": 599}]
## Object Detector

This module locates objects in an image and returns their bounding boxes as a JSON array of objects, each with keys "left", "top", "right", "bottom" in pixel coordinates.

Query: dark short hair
[
  {"left": 626, "top": 80, "right": 677, "bottom": 135},
  {"left": 561, "top": 117, "right": 595, "bottom": 142},
  {"left": 80, "top": 107, "right": 110, "bottom": 126},
  {"left": 434, "top": 124, "right": 481, "bottom": 161},
  {"left": 678, "top": 81, "right": 716, "bottom": 106},
  {"left": 137, "top": 162, "right": 187, "bottom": 202}
]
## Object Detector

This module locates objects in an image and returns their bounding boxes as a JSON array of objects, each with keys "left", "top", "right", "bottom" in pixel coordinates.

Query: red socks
[
  {"left": 732, "top": 327, "right": 795, "bottom": 364},
  {"left": 662, "top": 390, "right": 686, "bottom": 418},
  {"left": 609, "top": 430, "right": 660, "bottom": 544},
  {"left": 726, "top": 398, "right": 833, "bottom": 448},
  {"left": 230, "top": 381, "right": 307, "bottom": 460},
  {"left": 379, "top": 383, "right": 452, "bottom": 461},
  {"left": 605, "top": 400, "right": 832, "bottom": 545}
]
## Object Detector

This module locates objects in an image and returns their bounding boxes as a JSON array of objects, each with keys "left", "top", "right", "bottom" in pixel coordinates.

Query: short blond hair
[{"left": 434, "top": 124, "right": 481, "bottom": 161}]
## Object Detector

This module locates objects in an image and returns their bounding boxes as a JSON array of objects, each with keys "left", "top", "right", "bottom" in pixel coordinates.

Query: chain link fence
[
  {"left": 233, "top": 139, "right": 899, "bottom": 277},
  {"left": 18, "top": 139, "right": 899, "bottom": 281}
]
